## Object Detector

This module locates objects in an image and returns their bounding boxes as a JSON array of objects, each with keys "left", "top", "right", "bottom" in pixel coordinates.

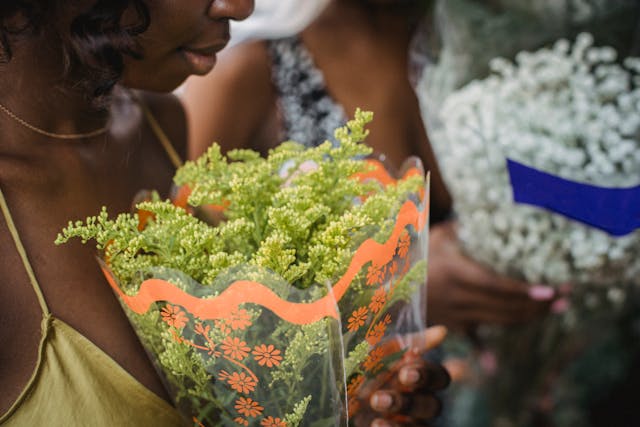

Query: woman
[
  {"left": 183, "top": 0, "right": 554, "bottom": 334},
  {"left": 0, "top": 1, "right": 446, "bottom": 426}
]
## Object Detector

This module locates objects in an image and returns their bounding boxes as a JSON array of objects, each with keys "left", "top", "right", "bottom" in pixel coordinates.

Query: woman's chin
[{"left": 122, "top": 73, "right": 189, "bottom": 94}]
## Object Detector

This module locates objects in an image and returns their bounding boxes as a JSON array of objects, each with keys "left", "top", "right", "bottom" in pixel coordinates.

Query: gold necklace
[{"left": 0, "top": 100, "right": 109, "bottom": 140}]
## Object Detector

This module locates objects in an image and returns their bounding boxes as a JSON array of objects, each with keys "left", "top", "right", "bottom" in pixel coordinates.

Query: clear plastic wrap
[
  {"left": 59, "top": 113, "right": 430, "bottom": 427},
  {"left": 418, "top": 0, "right": 640, "bottom": 287}
]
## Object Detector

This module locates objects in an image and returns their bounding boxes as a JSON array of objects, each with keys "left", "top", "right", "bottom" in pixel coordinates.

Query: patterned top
[{"left": 267, "top": 36, "right": 347, "bottom": 147}]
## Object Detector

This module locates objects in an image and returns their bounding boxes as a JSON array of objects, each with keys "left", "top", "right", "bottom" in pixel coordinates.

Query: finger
[
  {"left": 445, "top": 255, "right": 534, "bottom": 298},
  {"left": 371, "top": 420, "right": 399, "bottom": 427},
  {"left": 423, "top": 362, "right": 450, "bottom": 391},
  {"left": 451, "top": 307, "right": 539, "bottom": 327},
  {"left": 430, "top": 222, "right": 545, "bottom": 298},
  {"left": 451, "top": 286, "right": 530, "bottom": 309},
  {"left": 370, "top": 391, "right": 395, "bottom": 412},
  {"left": 378, "top": 325, "right": 447, "bottom": 358},
  {"left": 370, "top": 390, "right": 442, "bottom": 421},
  {"left": 396, "top": 361, "right": 450, "bottom": 391},
  {"left": 398, "top": 364, "right": 423, "bottom": 389},
  {"left": 371, "top": 419, "right": 426, "bottom": 427},
  {"left": 358, "top": 326, "right": 448, "bottom": 400},
  {"left": 450, "top": 287, "right": 550, "bottom": 316},
  {"left": 452, "top": 302, "right": 548, "bottom": 324},
  {"left": 457, "top": 270, "right": 531, "bottom": 298},
  {"left": 404, "top": 394, "right": 442, "bottom": 421}
]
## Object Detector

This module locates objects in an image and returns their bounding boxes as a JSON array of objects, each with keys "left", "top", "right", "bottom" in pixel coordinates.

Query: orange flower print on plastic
[
  {"left": 363, "top": 346, "right": 386, "bottom": 373},
  {"left": 229, "top": 309, "right": 252, "bottom": 331},
  {"left": 215, "top": 319, "right": 231, "bottom": 336},
  {"left": 366, "top": 316, "right": 390, "bottom": 346},
  {"left": 160, "top": 304, "right": 188, "bottom": 328},
  {"left": 252, "top": 344, "right": 283, "bottom": 368},
  {"left": 227, "top": 372, "right": 258, "bottom": 394},
  {"left": 381, "top": 313, "right": 392, "bottom": 326},
  {"left": 369, "top": 288, "right": 387, "bottom": 313},
  {"left": 261, "top": 416, "right": 287, "bottom": 427},
  {"left": 234, "top": 417, "right": 249, "bottom": 426},
  {"left": 221, "top": 337, "right": 251, "bottom": 361},
  {"left": 347, "top": 307, "right": 369, "bottom": 332},
  {"left": 347, "top": 375, "right": 365, "bottom": 396},
  {"left": 194, "top": 322, "right": 210, "bottom": 336},
  {"left": 397, "top": 230, "right": 411, "bottom": 259},
  {"left": 366, "top": 263, "right": 384, "bottom": 286},
  {"left": 193, "top": 417, "right": 206, "bottom": 427},
  {"left": 235, "top": 397, "right": 264, "bottom": 418}
]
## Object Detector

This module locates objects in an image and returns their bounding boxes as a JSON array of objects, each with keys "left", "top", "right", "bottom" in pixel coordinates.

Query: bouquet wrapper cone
[{"left": 99, "top": 162, "right": 430, "bottom": 427}]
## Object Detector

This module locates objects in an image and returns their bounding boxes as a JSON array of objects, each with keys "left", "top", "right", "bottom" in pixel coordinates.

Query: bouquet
[
  {"left": 57, "top": 111, "right": 431, "bottom": 427},
  {"left": 415, "top": 1, "right": 640, "bottom": 426}
]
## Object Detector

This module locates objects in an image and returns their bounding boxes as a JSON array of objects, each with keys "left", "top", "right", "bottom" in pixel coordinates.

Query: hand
[
  {"left": 354, "top": 326, "right": 451, "bottom": 427},
  {"left": 427, "top": 221, "right": 554, "bottom": 334}
]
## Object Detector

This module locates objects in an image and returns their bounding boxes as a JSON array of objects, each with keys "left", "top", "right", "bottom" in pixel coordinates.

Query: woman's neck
[
  {"left": 0, "top": 35, "right": 110, "bottom": 144},
  {"left": 304, "top": 0, "right": 420, "bottom": 56},
  {"left": 315, "top": 1, "right": 420, "bottom": 35}
]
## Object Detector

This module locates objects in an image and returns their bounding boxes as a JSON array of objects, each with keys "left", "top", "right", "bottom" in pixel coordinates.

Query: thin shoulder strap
[
  {"left": 0, "top": 184, "right": 50, "bottom": 315},
  {"left": 135, "top": 94, "right": 184, "bottom": 170}
]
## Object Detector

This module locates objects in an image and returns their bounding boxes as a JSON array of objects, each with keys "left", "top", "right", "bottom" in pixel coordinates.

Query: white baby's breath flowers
[{"left": 420, "top": 33, "right": 640, "bottom": 288}]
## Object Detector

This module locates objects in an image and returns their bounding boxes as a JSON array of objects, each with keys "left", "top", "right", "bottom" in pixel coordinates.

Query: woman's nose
[{"left": 208, "top": 0, "right": 255, "bottom": 21}]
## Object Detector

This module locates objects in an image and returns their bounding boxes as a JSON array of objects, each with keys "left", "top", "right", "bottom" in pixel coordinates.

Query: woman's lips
[{"left": 181, "top": 43, "right": 226, "bottom": 74}]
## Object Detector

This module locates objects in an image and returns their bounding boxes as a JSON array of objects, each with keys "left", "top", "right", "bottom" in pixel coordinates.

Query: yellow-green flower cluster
[{"left": 57, "top": 109, "right": 421, "bottom": 293}]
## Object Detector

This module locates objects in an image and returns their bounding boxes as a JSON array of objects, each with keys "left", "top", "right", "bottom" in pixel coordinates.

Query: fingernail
[
  {"left": 528, "top": 285, "right": 555, "bottom": 301},
  {"left": 371, "top": 392, "right": 393, "bottom": 411},
  {"left": 399, "top": 367, "right": 420, "bottom": 385}
]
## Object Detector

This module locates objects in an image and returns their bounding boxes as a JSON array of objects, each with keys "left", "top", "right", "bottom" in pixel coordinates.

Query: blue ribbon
[{"left": 507, "top": 159, "right": 640, "bottom": 237}]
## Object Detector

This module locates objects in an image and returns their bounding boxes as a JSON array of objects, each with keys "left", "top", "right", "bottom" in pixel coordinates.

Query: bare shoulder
[{"left": 182, "top": 40, "right": 278, "bottom": 158}]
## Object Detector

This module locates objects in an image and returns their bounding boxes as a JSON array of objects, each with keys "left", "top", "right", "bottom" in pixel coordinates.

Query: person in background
[
  {"left": 0, "top": 1, "right": 446, "bottom": 426},
  {"left": 183, "top": 0, "right": 555, "bottom": 337}
]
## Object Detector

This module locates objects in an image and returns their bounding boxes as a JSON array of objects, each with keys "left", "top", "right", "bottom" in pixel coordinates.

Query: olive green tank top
[{"left": 0, "top": 102, "right": 187, "bottom": 427}]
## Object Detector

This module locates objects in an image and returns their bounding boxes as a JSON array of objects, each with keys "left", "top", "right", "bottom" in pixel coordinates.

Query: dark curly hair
[{"left": 0, "top": 1, "right": 150, "bottom": 98}]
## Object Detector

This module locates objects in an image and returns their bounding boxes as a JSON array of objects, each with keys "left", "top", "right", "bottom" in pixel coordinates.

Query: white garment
[{"left": 230, "top": 0, "right": 331, "bottom": 46}]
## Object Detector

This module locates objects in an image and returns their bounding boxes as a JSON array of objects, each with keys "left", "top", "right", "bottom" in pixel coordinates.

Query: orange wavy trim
[
  {"left": 102, "top": 271, "right": 340, "bottom": 324},
  {"left": 330, "top": 200, "right": 427, "bottom": 303},
  {"left": 103, "top": 195, "right": 428, "bottom": 326}
]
